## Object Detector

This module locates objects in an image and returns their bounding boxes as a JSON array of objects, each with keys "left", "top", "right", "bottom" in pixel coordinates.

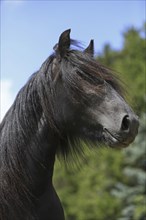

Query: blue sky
[{"left": 0, "top": 0, "right": 145, "bottom": 119}]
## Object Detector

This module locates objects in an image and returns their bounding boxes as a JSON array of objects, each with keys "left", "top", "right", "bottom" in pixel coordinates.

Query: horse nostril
[{"left": 121, "top": 115, "right": 130, "bottom": 131}]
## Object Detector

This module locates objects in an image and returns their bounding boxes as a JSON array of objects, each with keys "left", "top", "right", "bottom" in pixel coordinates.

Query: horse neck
[{"left": 27, "top": 123, "right": 58, "bottom": 196}]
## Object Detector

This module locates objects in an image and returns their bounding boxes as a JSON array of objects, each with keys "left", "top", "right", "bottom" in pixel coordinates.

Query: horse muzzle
[{"left": 103, "top": 114, "right": 139, "bottom": 148}]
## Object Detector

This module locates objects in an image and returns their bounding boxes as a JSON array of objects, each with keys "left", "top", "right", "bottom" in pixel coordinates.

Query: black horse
[{"left": 0, "top": 29, "right": 139, "bottom": 220}]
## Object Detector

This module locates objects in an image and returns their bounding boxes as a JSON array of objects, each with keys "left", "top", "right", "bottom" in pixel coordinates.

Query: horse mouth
[{"left": 103, "top": 128, "right": 129, "bottom": 148}]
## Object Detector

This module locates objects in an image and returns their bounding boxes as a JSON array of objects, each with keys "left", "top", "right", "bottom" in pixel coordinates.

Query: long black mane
[{"left": 0, "top": 36, "right": 123, "bottom": 220}]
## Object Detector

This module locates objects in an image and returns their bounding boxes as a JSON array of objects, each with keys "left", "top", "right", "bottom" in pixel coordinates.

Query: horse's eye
[{"left": 93, "top": 77, "right": 104, "bottom": 85}]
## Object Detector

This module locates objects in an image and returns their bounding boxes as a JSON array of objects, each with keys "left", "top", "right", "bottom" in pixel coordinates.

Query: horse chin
[{"left": 103, "top": 128, "right": 130, "bottom": 149}]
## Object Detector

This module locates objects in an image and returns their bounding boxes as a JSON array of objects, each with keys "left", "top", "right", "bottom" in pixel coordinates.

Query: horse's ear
[
  {"left": 84, "top": 40, "right": 94, "bottom": 57},
  {"left": 54, "top": 29, "right": 71, "bottom": 58}
]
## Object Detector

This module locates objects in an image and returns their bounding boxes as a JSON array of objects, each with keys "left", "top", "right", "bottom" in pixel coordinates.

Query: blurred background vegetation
[{"left": 54, "top": 23, "right": 146, "bottom": 220}]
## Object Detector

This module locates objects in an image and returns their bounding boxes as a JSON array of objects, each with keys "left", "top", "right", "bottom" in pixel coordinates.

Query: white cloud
[{"left": 0, "top": 80, "right": 15, "bottom": 121}]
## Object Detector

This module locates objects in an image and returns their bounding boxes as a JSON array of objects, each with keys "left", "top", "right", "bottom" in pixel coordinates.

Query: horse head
[{"left": 46, "top": 29, "right": 139, "bottom": 150}]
